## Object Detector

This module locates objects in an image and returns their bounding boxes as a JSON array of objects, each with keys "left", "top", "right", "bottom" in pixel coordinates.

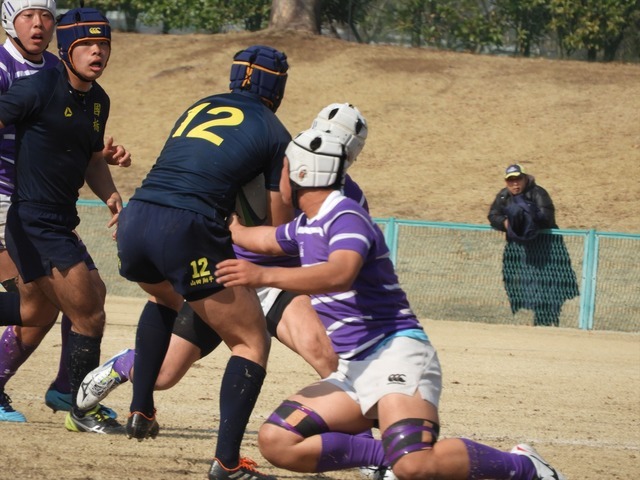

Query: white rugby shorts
[
  {"left": 324, "top": 335, "right": 442, "bottom": 418},
  {"left": 0, "top": 194, "right": 10, "bottom": 248}
]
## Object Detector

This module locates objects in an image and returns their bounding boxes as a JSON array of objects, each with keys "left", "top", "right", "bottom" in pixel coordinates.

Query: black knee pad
[
  {"left": 1, "top": 276, "right": 18, "bottom": 293},
  {"left": 171, "top": 303, "right": 223, "bottom": 357}
]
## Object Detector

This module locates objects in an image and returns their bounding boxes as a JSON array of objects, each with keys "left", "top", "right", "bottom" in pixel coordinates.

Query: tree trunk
[
  {"left": 124, "top": 12, "right": 138, "bottom": 32},
  {"left": 603, "top": 33, "right": 623, "bottom": 62},
  {"left": 270, "top": 0, "right": 321, "bottom": 34}
]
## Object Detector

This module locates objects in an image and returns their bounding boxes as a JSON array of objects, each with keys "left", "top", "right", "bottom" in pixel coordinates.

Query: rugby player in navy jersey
[
  {"left": 0, "top": 7, "right": 129, "bottom": 434},
  {"left": 214, "top": 129, "right": 567, "bottom": 480},
  {"left": 114, "top": 45, "right": 291, "bottom": 480},
  {"left": 77, "top": 105, "right": 369, "bottom": 410},
  {"left": 0, "top": 0, "right": 121, "bottom": 424}
]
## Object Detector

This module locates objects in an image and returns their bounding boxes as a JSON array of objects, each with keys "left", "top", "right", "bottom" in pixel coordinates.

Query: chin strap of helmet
[
  {"left": 56, "top": 6, "right": 111, "bottom": 84},
  {"left": 11, "top": 37, "right": 38, "bottom": 57}
]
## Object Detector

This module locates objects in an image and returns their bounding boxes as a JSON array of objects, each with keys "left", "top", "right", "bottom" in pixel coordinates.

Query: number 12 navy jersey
[{"left": 131, "top": 91, "right": 291, "bottom": 220}]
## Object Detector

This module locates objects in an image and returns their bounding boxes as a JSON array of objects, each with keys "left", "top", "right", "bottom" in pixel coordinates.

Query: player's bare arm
[
  {"left": 228, "top": 213, "right": 283, "bottom": 255},
  {"left": 215, "top": 249, "right": 363, "bottom": 294},
  {"left": 267, "top": 189, "right": 293, "bottom": 226},
  {"left": 85, "top": 151, "right": 123, "bottom": 229}
]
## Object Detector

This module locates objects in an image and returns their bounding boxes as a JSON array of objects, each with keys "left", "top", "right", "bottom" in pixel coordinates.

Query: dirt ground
[
  {"left": 1, "top": 30, "right": 639, "bottom": 479},
  {"left": 1, "top": 297, "right": 638, "bottom": 480}
]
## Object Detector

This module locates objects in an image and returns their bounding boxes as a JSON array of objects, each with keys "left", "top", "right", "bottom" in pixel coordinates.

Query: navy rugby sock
[
  {"left": 0, "top": 292, "right": 21, "bottom": 326},
  {"left": 215, "top": 356, "right": 266, "bottom": 468},
  {"left": 130, "top": 301, "right": 176, "bottom": 416}
]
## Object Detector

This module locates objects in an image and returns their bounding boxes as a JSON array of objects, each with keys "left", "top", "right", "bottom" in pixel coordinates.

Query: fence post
[
  {"left": 384, "top": 217, "right": 398, "bottom": 266},
  {"left": 579, "top": 229, "right": 597, "bottom": 330}
]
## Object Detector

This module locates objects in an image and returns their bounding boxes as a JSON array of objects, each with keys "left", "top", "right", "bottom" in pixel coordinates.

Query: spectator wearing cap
[{"left": 488, "top": 164, "right": 579, "bottom": 326}]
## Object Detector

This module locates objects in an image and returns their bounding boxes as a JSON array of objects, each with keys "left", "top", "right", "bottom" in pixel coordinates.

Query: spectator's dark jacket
[
  {"left": 487, "top": 175, "right": 579, "bottom": 320},
  {"left": 488, "top": 176, "right": 557, "bottom": 242}
]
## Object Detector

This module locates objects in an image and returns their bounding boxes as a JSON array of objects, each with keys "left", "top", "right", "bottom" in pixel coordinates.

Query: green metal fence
[
  {"left": 75, "top": 202, "right": 640, "bottom": 332},
  {"left": 376, "top": 218, "right": 640, "bottom": 332}
]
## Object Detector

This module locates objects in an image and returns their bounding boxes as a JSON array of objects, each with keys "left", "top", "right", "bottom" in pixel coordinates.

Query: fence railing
[
  {"left": 375, "top": 218, "right": 639, "bottom": 332},
  {"left": 75, "top": 202, "right": 639, "bottom": 333}
]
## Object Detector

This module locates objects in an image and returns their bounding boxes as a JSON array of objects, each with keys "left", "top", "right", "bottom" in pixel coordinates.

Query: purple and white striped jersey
[
  {"left": 234, "top": 174, "right": 368, "bottom": 268},
  {"left": 0, "top": 39, "right": 58, "bottom": 195},
  {"left": 275, "top": 190, "right": 422, "bottom": 360}
]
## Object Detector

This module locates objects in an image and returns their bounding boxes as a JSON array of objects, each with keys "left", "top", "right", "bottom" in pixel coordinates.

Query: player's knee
[
  {"left": 90, "top": 272, "right": 107, "bottom": 302},
  {"left": 382, "top": 418, "right": 440, "bottom": 478},
  {"left": 392, "top": 452, "right": 437, "bottom": 480},
  {"left": 260, "top": 399, "right": 329, "bottom": 466},
  {"left": 72, "top": 310, "right": 106, "bottom": 337},
  {"left": 258, "top": 424, "right": 294, "bottom": 466}
]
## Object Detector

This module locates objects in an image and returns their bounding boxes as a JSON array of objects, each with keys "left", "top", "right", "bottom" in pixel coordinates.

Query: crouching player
[{"left": 214, "top": 128, "right": 567, "bottom": 480}]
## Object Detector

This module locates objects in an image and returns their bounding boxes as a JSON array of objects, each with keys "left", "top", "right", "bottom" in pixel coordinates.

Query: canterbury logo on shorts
[{"left": 387, "top": 374, "right": 406, "bottom": 384}]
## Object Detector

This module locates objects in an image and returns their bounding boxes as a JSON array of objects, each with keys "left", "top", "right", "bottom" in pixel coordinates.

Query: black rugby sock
[{"left": 68, "top": 330, "right": 101, "bottom": 414}]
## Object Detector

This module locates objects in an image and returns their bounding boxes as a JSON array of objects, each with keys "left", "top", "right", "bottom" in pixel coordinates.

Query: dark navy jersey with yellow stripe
[
  {"left": 131, "top": 91, "right": 291, "bottom": 220},
  {"left": 0, "top": 62, "right": 108, "bottom": 207}
]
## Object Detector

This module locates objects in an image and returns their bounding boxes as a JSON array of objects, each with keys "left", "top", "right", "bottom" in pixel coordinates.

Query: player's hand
[
  {"left": 103, "top": 136, "right": 132, "bottom": 167},
  {"left": 105, "top": 192, "right": 123, "bottom": 240},
  {"left": 227, "top": 212, "right": 246, "bottom": 239},
  {"left": 214, "top": 259, "right": 264, "bottom": 288}
]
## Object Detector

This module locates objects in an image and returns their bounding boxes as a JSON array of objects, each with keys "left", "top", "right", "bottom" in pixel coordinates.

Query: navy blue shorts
[
  {"left": 5, "top": 202, "right": 95, "bottom": 283},
  {"left": 117, "top": 200, "right": 233, "bottom": 301}
]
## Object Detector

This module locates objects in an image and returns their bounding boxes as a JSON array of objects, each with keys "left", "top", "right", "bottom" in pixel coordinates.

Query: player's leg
[
  {"left": 375, "top": 338, "right": 564, "bottom": 480},
  {"left": 125, "top": 281, "right": 182, "bottom": 439},
  {"left": 46, "top": 234, "right": 103, "bottom": 400},
  {"left": 112, "top": 200, "right": 183, "bottom": 438},
  {"left": 156, "top": 302, "right": 222, "bottom": 390},
  {"left": 31, "top": 262, "right": 123, "bottom": 434},
  {"left": 44, "top": 314, "right": 73, "bottom": 412},
  {"left": 0, "top": 260, "right": 57, "bottom": 421},
  {"left": 0, "top": 230, "right": 60, "bottom": 413},
  {"left": 258, "top": 381, "right": 378, "bottom": 473},
  {"left": 189, "top": 286, "right": 272, "bottom": 478},
  {"left": 76, "top": 301, "right": 221, "bottom": 411},
  {"left": 379, "top": 392, "right": 564, "bottom": 480},
  {"left": 0, "top": 267, "right": 56, "bottom": 421},
  {"left": 0, "top": 322, "right": 56, "bottom": 421},
  {"left": 269, "top": 293, "right": 337, "bottom": 378},
  {"left": 46, "top": 265, "right": 117, "bottom": 417}
]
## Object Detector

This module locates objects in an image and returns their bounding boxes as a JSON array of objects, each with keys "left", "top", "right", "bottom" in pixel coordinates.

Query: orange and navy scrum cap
[{"left": 57, "top": 7, "right": 110, "bottom": 65}]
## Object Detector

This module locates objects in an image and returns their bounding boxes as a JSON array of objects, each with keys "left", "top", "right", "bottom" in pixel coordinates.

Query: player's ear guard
[{"left": 286, "top": 129, "right": 348, "bottom": 189}]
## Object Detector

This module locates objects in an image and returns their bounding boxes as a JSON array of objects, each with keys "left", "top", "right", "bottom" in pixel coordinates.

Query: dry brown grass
[{"left": 92, "top": 30, "right": 640, "bottom": 233}]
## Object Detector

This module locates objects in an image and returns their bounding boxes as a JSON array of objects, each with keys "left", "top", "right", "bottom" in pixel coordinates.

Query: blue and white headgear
[
  {"left": 56, "top": 7, "right": 110, "bottom": 71},
  {"left": 229, "top": 45, "right": 288, "bottom": 112},
  {"left": 1, "top": 0, "right": 56, "bottom": 38},
  {"left": 286, "top": 129, "right": 349, "bottom": 191},
  {"left": 311, "top": 103, "right": 368, "bottom": 163}
]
